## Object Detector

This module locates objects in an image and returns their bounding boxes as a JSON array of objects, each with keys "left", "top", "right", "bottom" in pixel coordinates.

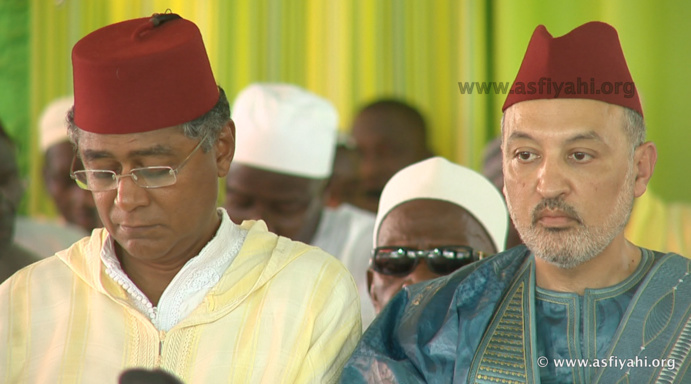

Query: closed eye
[{"left": 133, "top": 167, "right": 174, "bottom": 179}]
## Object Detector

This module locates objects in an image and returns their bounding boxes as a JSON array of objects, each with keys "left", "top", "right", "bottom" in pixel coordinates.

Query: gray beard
[{"left": 507, "top": 171, "right": 634, "bottom": 269}]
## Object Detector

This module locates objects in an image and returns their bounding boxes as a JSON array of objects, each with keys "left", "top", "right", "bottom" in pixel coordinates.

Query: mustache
[{"left": 531, "top": 198, "right": 582, "bottom": 225}]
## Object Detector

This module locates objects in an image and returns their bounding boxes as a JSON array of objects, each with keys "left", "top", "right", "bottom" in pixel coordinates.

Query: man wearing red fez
[
  {"left": 0, "top": 14, "right": 361, "bottom": 383},
  {"left": 341, "top": 22, "right": 691, "bottom": 383}
]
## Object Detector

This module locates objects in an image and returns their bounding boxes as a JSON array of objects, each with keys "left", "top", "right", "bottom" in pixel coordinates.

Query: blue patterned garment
[
  {"left": 341, "top": 247, "right": 691, "bottom": 383},
  {"left": 535, "top": 250, "right": 654, "bottom": 383}
]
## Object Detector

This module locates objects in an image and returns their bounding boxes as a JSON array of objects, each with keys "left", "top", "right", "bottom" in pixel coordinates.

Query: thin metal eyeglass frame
[{"left": 70, "top": 132, "right": 209, "bottom": 191}]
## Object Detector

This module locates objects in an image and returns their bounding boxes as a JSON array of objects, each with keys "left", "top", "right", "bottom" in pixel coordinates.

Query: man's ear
[
  {"left": 215, "top": 119, "right": 236, "bottom": 178},
  {"left": 632, "top": 141, "right": 657, "bottom": 198}
]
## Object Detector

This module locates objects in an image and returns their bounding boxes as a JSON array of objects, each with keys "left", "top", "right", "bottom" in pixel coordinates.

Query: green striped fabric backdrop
[{"left": 0, "top": 0, "right": 688, "bottom": 218}]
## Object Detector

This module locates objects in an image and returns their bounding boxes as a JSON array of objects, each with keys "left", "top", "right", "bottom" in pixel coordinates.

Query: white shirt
[
  {"left": 311, "top": 203, "right": 376, "bottom": 328},
  {"left": 101, "top": 208, "right": 247, "bottom": 331}
]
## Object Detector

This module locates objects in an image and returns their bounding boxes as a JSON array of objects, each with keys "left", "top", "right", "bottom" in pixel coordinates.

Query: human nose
[
  {"left": 536, "top": 157, "right": 570, "bottom": 199},
  {"left": 113, "top": 174, "right": 149, "bottom": 211},
  {"left": 401, "top": 260, "right": 438, "bottom": 288}
]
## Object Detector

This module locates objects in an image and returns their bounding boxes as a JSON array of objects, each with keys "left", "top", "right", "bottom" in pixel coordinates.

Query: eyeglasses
[
  {"left": 370, "top": 245, "right": 486, "bottom": 277},
  {"left": 70, "top": 133, "right": 208, "bottom": 191}
]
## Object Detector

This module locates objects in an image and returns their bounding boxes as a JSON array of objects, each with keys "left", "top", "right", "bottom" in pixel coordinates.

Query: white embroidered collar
[{"left": 102, "top": 208, "right": 246, "bottom": 331}]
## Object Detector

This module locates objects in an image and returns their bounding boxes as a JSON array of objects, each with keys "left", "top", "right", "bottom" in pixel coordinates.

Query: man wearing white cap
[
  {"left": 39, "top": 95, "right": 100, "bottom": 234},
  {"left": 0, "top": 13, "right": 360, "bottom": 383},
  {"left": 367, "top": 156, "right": 508, "bottom": 314},
  {"left": 12, "top": 96, "right": 92, "bottom": 258},
  {"left": 225, "top": 83, "right": 377, "bottom": 326}
]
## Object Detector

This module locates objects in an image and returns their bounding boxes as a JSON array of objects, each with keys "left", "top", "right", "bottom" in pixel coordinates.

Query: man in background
[
  {"left": 39, "top": 95, "right": 101, "bottom": 233},
  {"left": 350, "top": 99, "right": 433, "bottom": 213},
  {"left": 367, "top": 156, "right": 508, "bottom": 313},
  {"left": 0, "top": 121, "right": 40, "bottom": 282},
  {"left": 13, "top": 96, "right": 94, "bottom": 257},
  {"left": 225, "top": 83, "right": 376, "bottom": 326},
  {"left": 325, "top": 133, "right": 361, "bottom": 208}
]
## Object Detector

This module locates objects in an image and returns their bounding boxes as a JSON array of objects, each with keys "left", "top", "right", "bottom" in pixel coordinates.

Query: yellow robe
[
  {"left": 626, "top": 191, "right": 691, "bottom": 256},
  {"left": 0, "top": 220, "right": 362, "bottom": 383}
]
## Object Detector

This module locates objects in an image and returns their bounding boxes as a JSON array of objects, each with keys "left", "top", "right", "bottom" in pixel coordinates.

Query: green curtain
[
  {"left": 0, "top": 0, "right": 29, "bottom": 200},
  {"left": 4, "top": 0, "right": 688, "bottom": 218}
]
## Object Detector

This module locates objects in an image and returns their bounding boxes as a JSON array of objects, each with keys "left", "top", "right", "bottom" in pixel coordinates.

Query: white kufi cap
[
  {"left": 231, "top": 83, "right": 338, "bottom": 178},
  {"left": 39, "top": 95, "right": 74, "bottom": 152},
  {"left": 374, "top": 156, "right": 509, "bottom": 252}
]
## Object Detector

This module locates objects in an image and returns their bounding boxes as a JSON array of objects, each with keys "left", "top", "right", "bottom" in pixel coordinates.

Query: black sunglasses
[{"left": 370, "top": 245, "right": 486, "bottom": 277}]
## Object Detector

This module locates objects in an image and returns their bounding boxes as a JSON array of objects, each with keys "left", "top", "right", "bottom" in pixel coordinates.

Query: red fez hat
[
  {"left": 502, "top": 22, "right": 643, "bottom": 116},
  {"left": 72, "top": 13, "right": 219, "bottom": 134}
]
